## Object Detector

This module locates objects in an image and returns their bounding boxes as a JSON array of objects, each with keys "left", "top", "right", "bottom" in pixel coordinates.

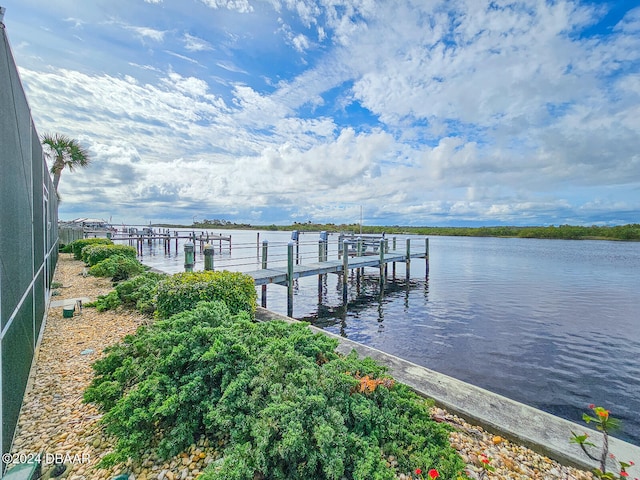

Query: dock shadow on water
[{"left": 298, "top": 272, "right": 428, "bottom": 338}]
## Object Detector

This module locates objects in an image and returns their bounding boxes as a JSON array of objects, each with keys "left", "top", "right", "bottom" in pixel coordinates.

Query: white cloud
[
  {"left": 183, "top": 33, "right": 213, "bottom": 52},
  {"left": 199, "top": 0, "right": 254, "bottom": 13},
  {"left": 123, "top": 24, "right": 167, "bottom": 42}
]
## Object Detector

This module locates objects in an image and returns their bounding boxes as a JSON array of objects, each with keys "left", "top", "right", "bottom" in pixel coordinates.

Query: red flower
[
  {"left": 428, "top": 469, "right": 439, "bottom": 479},
  {"left": 480, "top": 455, "right": 490, "bottom": 464},
  {"left": 589, "top": 403, "right": 596, "bottom": 409},
  {"left": 630, "top": 461, "right": 635, "bottom": 466},
  {"left": 620, "top": 472, "right": 628, "bottom": 477},
  {"left": 597, "top": 409, "right": 610, "bottom": 419},
  {"left": 415, "top": 468, "right": 422, "bottom": 475}
]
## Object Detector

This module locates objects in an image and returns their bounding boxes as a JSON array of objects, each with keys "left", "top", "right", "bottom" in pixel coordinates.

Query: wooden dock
[
  {"left": 245, "top": 250, "right": 424, "bottom": 286},
  {"left": 109, "top": 228, "right": 231, "bottom": 255},
  {"left": 244, "top": 236, "right": 429, "bottom": 316}
]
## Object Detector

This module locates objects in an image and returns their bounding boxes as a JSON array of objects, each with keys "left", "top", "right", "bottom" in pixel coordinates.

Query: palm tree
[{"left": 42, "top": 133, "right": 91, "bottom": 193}]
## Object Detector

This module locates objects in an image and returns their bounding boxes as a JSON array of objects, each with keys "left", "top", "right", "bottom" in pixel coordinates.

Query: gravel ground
[{"left": 8, "top": 254, "right": 594, "bottom": 480}]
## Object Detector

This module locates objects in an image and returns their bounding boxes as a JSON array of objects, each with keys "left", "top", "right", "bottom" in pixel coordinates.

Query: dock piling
[
  {"left": 204, "top": 244, "right": 214, "bottom": 271},
  {"left": 184, "top": 242, "right": 195, "bottom": 272}
]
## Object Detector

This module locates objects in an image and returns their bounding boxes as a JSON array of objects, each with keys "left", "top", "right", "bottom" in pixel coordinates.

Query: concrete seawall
[{"left": 256, "top": 307, "right": 640, "bottom": 477}]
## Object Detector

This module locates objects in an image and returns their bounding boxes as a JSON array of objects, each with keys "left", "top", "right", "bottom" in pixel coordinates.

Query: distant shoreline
[{"left": 148, "top": 222, "right": 640, "bottom": 242}]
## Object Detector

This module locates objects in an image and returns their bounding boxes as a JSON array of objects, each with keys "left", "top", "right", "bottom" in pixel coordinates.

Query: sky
[{"left": 2, "top": 0, "right": 639, "bottom": 226}]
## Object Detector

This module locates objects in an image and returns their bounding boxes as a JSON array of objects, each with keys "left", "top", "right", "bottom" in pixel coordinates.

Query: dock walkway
[{"left": 245, "top": 250, "right": 424, "bottom": 286}]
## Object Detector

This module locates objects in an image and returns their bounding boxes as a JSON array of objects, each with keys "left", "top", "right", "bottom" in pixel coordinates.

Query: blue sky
[{"left": 2, "top": 0, "right": 639, "bottom": 226}]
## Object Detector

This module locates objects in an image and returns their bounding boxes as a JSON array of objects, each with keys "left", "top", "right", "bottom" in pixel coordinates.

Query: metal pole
[
  {"left": 342, "top": 240, "right": 349, "bottom": 303},
  {"left": 261, "top": 240, "right": 268, "bottom": 268},
  {"left": 287, "top": 241, "right": 294, "bottom": 317},
  {"left": 406, "top": 238, "right": 411, "bottom": 281},
  {"left": 204, "top": 244, "right": 214, "bottom": 271},
  {"left": 184, "top": 241, "right": 195, "bottom": 272},
  {"left": 261, "top": 240, "right": 268, "bottom": 307},
  {"left": 425, "top": 237, "right": 429, "bottom": 276},
  {"left": 379, "top": 239, "right": 385, "bottom": 286}
]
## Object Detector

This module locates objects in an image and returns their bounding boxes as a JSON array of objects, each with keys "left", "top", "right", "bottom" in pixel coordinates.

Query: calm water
[{"left": 137, "top": 230, "right": 640, "bottom": 445}]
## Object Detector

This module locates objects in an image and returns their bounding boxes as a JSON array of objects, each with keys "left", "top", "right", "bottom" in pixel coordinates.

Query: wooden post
[
  {"left": 204, "top": 244, "right": 214, "bottom": 271},
  {"left": 406, "top": 238, "right": 411, "bottom": 281},
  {"left": 342, "top": 240, "right": 349, "bottom": 303},
  {"left": 261, "top": 240, "right": 268, "bottom": 308},
  {"left": 184, "top": 241, "right": 195, "bottom": 272},
  {"left": 287, "top": 241, "right": 294, "bottom": 317}
]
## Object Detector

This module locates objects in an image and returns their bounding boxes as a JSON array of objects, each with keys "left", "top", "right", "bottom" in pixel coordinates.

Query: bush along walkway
[{"left": 9, "top": 251, "right": 595, "bottom": 480}]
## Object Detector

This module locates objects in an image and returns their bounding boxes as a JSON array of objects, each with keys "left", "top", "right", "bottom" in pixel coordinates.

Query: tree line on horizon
[{"left": 174, "top": 220, "right": 640, "bottom": 241}]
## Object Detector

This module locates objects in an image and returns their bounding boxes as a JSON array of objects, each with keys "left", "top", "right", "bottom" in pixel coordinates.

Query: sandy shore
[{"left": 8, "top": 254, "right": 594, "bottom": 480}]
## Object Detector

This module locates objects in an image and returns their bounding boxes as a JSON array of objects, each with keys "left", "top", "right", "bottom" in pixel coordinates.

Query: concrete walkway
[{"left": 256, "top": 307, "right": 640, "bottom": 477}]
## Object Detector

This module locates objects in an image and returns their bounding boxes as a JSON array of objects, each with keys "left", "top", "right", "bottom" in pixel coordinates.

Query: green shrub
[
  {"left": 69, "top": 238, "right": 113, "bottom": 260},
  {"left": 115, "top": 271, "right": 166, "bottom": 314},
  {"left": 89, "top": 256, "right": 146, "bottom": 281},
  {"left": 156, "top": 271, "right": 256, "bottom": 318},
  {"left": 60, "top": 243, "right": 73, "bottom": 253},
  {"left": 88, "top": 290, "right": 122, "bottom": 312},
  {"left": 82, "top": 244, "right": 137, "bottom": 266},
  {"left": 84, "top": 301, "right": 466, "bottom": 479}
]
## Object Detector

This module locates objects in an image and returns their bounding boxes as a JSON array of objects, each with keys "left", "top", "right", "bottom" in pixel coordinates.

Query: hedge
[
  {"left": 82, "top": 244, "right": 138, "bottom": 266},
  {"left": 84, "top": 301, "right": 467, "bottom": 479},
  {"left": 89, "top": 256, "right": 146, "bottom": 281},
  {"left": 115, "top": 271, "right": 166, "bottom": 314},
  {"left": 69, "top": 238, "right": 113, "bottom": 260},
  {"left": 156, "top": 271, "right": 256, "bottom": 318}
]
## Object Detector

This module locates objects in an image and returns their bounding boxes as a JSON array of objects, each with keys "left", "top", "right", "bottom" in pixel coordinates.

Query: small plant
[
  {"left": 477, "top": 454, "right": 495, "bottom": 479},
  {"left": 51, "top": 281, "right": 63, "bottom": 289},
  {"left": 85, "top": 291, "right": 122, "bottom": 312},
  {"left": 414, "top": 467, "right": 440, "bottom": 479},
  {"left": 571, "top": 404, "right": 637, "bottom": 479}
]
